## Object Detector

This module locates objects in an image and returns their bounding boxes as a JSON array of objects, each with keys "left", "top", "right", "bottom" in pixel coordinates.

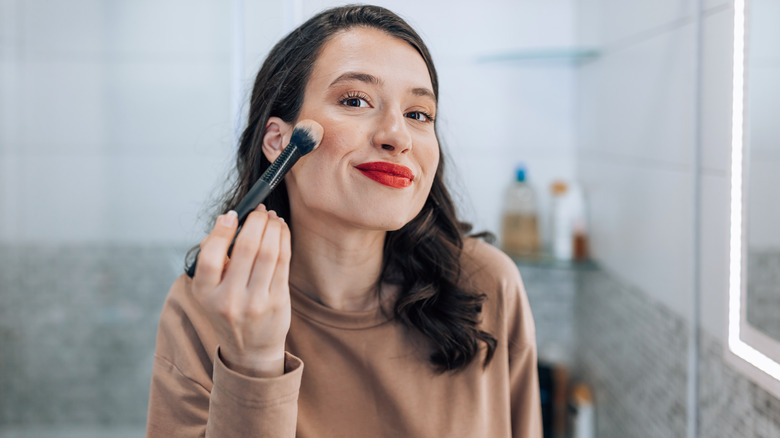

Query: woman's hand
[{"left": 191, "top": 204, "right": 292, "bottom": 377}]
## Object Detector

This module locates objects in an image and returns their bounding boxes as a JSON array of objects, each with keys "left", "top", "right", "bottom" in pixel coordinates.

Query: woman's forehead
[{"left": 308, "top": 27, "right": 434, "bottom": 94}]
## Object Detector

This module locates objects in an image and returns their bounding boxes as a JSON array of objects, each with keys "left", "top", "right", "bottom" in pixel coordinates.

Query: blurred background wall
[{"left": 1, "top": 0, "right": 779, "bottom": 437}]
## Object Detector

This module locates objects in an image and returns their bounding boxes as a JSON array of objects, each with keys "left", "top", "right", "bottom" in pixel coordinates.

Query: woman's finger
[
  {"left": 269, "top": 218, "right": 292, "bottom": 296},
  {"left": 223, "top": 206, "right": 268, "bottom": 287},
  {"left": 247, "top": 211, "right": 283, "bottom": 292},
  {"left": 194, "top": 211, "right": 239, "bottom": 290}
]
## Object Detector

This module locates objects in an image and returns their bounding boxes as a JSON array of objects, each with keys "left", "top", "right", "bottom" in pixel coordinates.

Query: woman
[{"left": 146, "top": 5, "right": 541, "bottom": 437}]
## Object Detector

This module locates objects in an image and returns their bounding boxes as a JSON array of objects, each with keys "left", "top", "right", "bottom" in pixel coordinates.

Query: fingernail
[
  {"left": 258, "top": 204, "right": 267, "bottom": 212},
  {"left": 268, "top": 210, "right": 278, "bottom": 219},
  {"left": 219, "top": 210, "right": 237, "bottom": 227}
]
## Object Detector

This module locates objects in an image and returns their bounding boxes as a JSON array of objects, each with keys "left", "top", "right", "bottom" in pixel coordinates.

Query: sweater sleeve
[{"left": 145, "top": 275, "right": 304, "bottom": 438}]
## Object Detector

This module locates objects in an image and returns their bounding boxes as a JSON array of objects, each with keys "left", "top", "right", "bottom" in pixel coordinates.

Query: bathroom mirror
[
  {"left": 744, "top": 0, "right": 780, "bottom": 344},
  {"left": 728, "top": 0, "right": 780, "bottom": 397}
]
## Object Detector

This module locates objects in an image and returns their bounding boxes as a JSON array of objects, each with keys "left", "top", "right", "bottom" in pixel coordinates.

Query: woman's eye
[
  {"left": 343, "top": 98, "right": 364, "bottom": 107},
  {"left": 406, "top": 111, "right": 434, "bottom": 123},
  {"left": 340, "top": 93, "right": 370, "bottom": 108}
]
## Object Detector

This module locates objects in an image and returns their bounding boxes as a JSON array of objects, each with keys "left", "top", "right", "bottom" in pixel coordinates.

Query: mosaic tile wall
[
  {"left": 1, "top": 245, "right": 779, "bottom": 437},
  {"left": 747, "top": 250, "right": 780, "bottom": 342},
  {"left": 517, "top": 263, "right": 578, "bottom": 366},
  {"left": 0, "top": 244, "right": 187, "bottom": 428},
  {"left": 571, "top": 268, "right": 689, "bottom": 437},
  {"left": 698, "top": 333, "right": 780, "bottom": 438},
  {"left": 570, "top": 267, "right": 780, "bottom": 438}
]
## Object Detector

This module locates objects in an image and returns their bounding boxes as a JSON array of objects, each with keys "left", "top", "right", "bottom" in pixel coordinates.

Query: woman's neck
[{"left": 288, "top": 217, "right": 387, "bottom": 313}]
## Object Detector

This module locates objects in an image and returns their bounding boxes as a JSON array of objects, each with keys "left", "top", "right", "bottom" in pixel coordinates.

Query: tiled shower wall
[
  {"left": 572, "top": 268, "right": 780, "bottom": 437},
  {"left": 572, "top": 269, "right": 689, "bottom": 437},
  {"left": 527, "top": 264, "right": 780, "bottom": 437},
  {"left": 746, "top": 251, "right": 780, "bottom": 341},
  {"left": 0, "top": 244, "right": 185, "bottom": 428}
]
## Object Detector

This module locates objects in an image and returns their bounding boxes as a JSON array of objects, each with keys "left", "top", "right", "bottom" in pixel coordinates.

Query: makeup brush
[{"left": 186, "top": 119, "right": 324, "bottom": 278}]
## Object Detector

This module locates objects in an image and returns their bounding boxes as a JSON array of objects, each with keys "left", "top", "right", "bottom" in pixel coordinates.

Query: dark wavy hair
[{"left": 186, "top": 4, "right": 496, "bottom": 372}]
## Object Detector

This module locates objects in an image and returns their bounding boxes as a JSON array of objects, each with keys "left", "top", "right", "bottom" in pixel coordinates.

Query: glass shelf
[
  {"left": 509, "top": 253, "right": 599, "bottom": 271},
  {"left": 476, "top": 48, "right": 600, "bottom": 64}
]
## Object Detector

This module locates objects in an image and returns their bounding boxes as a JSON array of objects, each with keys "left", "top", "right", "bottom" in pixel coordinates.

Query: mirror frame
[{"left": 727, "top": 0, "right": 780, "bottom": 398}]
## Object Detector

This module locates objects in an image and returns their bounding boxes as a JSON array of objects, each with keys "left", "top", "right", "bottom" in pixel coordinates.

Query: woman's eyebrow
[
  {"left": 411, "top": 87, "right": 436, "bottom": 101},
  {"left": 329, "top": 72, "right": 381, "bottom": 88},
  {"left": 328, "top": 71, "right": 436, "bottom": 102}
]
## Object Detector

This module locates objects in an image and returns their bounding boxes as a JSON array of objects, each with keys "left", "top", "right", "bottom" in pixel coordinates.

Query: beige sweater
[{"left": 146, "top": 238, "right": 542, "bottom": 437}]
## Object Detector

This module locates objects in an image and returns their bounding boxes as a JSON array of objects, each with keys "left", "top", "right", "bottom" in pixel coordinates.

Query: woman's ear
[{"left": 262, "top": 117, "right": 292, "bottom": 163}]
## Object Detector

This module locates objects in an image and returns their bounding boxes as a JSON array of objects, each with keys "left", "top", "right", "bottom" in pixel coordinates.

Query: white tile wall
[
  {"left": 700, "top": 6, "right": 734, "bottom": 173},
  {"left": 703, "top": 0, "right": 733, "bottom": 12},
  {"left": 0, "top": 0, "right": 19, "bottom": 152},
  {"left": 2, "top": 0, "right": 239, "bottom": 244},
  {"left": 577, "top": 23, "right": 697, "bottom": 167},
  {"left": 0, "top": 0, "right": 18, "bottom": 48},
  {"left": 747, "top": 160, "right": 780, "bottom": 249},
  {"left": 0, "top": 59, "right": 18, "bottom": 152},
  {"left": 0, "top": 19, "right": 13, "bottom": 250},
  {"left": 302, "top": 0, "right": 576, "bottom": 60},
  {"left": 749, "top": 0, "right": 780, "bottom": 60},
  {"left": 101, "top": 0, "right": 230, "bottom": 57},
  {"left": 242, "top": 1, "right": 288, "bottom": 80},
  {"left": 698, "top": 172, "right": 730, "bottom": 339},
  {"left": 16, "top": 60, "right": 107, "bottom": 153},
  {"left": 14, "top": 155, "right": 112, "bottom": 242},
  {"left": 18, "top": 0, "right": 107, "bottom": 56},
  {"left": 697, "top": 6, "right": 736, "bottom": 340},
  {"left": 98, "top": 154, "right": 232, "bottom": 244},
  {"left": 7, "top": 153, "right": 229, "bottom": 244},
  {"left": 576, "top": 15, "right": 699, "bottom": 315},
  {"left": 741, "top": 0, "right": 780, "bottom": 344},
  {"left": 19, "top": 0, "right": 230, "bottom": 58},
  {"left": 747, "top": 66, "right": 780, "bottom": 157},
  {"left": 578, "top": 156, "right": 695, "bottom": 315},
  {"left": 0, "top": 155, "right": 21, "bottom": 239},
  {"left": 576, "top": 0, "right": 696, "bottom": 48},
  {"left": 98, "top": 61, "right": 232, "bottom": 156},
  {"left": 439, "top": 61, "right": 576, "bottom": 235}
]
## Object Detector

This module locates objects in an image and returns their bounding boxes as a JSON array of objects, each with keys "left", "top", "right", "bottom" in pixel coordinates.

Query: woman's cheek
[{"left": 317, "top": 120, "right": 363, "bottom": 156}]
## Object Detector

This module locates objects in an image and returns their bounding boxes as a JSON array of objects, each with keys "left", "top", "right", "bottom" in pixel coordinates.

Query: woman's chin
[
  {"left": 351, "top": 215, "right": 414, "bottom": 233},
  {"left": 335, "top": 205, "right": 421, "bottom": 232}
]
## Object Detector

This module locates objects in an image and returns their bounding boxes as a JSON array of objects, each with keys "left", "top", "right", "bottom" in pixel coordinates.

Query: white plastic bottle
[
  {"left": 549, "top": 181, "right": 588, "bottom": 261},
  {"left": 501, "top": 165, "right": 540, "bottom": 257},
  {"left": 570, "top": 382, "right": 595, "bottom": 438}
]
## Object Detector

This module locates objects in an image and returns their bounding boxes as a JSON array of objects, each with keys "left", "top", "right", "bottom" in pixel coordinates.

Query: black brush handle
[{"left": 186, "top": 146, "right": 302, "bottom": 278}]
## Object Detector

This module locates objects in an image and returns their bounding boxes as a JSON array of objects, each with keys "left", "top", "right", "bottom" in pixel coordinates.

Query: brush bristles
[{"left": 290, "top": 120, "right": 324, "bottom": 155}]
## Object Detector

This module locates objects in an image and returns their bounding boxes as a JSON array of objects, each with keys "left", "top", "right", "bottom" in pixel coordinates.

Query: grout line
[
  {"left": 703, "top": 2, "right": 732, "bottom": 17},
  {"left": 598, "top": 16, "right": 695, "bottom": 57},
  {"left": 595, "top": 2, "right": 729, "bottom": 60},
  {"left": 688, "top": 1, "right": 706, "bottom": 437},
  {"left": 579, "top": 149, "right": 693, "bottom": 172},
  {"left": 15, "top": 52, "right": 232, "bottom": 63},
  {"left": 700, "top": 167, "right": 729, "bottom": 177},
  {"left": 230, "top": 0, "right": 245, "bottom": 150}
]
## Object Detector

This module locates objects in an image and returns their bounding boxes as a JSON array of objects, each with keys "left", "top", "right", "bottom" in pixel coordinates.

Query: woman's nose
[{"left": 372, "top": 110, "right": 412, "bottom": 155}]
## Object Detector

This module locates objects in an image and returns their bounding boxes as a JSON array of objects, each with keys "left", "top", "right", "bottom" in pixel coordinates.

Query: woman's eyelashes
[
  {"left": 337, "top": 90, "right": 435, "bottom": 123},
  {"left": 405, "top": 110, "right": 435, "bottom": 123},
  {"left": 339, "top": 91, "right": 371, "bottom": 108}
]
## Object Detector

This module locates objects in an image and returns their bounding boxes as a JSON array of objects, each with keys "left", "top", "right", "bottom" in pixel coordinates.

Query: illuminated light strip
[{"left": 728, "top": 0, "right": 780, "bottom": 380}]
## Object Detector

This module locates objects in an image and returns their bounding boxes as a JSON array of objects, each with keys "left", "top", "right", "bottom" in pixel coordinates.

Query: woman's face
[{"left": 283, "top": 26, "right": 440, "bottom": 233}]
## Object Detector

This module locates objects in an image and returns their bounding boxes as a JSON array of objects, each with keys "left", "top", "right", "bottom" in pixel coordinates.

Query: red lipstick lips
[{"left": 355, "top": 161, "right": 415, "bottom": 188}]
